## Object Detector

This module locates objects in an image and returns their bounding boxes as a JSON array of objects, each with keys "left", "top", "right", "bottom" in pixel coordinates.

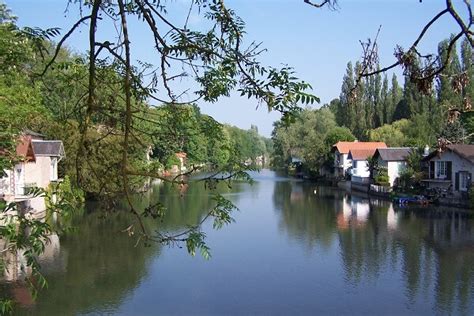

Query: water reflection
[
  {"left": 273, "top": 181, "right": 339, "bottom": 251},
  {"left": 1, "top": 172, "right": 473, "bottom": 315},
  {"left": 3, "top": 181, "right": 235, "bottom": 315},
  {"left": 273, "top": 181, "right": 474, "bottom": 315}
]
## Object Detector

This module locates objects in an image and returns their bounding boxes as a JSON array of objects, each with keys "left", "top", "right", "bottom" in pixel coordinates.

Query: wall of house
[
  {"left": 335, "top": 152, "right": 352, "bottom": 177},
  {"left": 376, "top": 159, "right": 407, "bottom": 187},
  {"left": 1, "top": 163, "right": 26, "bottom": 199},
  {"left": 352, "top": 159, "right": 369, "bottom": 178},
  {"left": 387, "top": 161, "right": 406, "bottom": 187},
  {"left": 25, "top": 156, "right": 52, "bottom": 189}
]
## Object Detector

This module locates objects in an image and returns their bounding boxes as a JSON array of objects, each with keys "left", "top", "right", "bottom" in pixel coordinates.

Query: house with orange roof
[
  {"left": 332, "top": 141, "right": 387, "bottom": 179},
  {"left": 0, "top": 131, "right": 65, "bottom": 214}
]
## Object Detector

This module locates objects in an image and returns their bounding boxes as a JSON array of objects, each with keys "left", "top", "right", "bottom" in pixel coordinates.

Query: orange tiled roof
[
  {"left": 348, "top": 148, "right": 378, "bottom": 160},
  {"left": 16, "top": 135, "right": 36, "bottom": 161},
  {"left": 332, "top": 141, "right": 387, "bottom": 154}
]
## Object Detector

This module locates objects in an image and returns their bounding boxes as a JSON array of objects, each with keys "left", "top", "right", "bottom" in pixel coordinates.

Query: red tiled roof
[
  {"left": 332, "top": 141, "right": 387, "bottom": 154},
  {"left": 348, "top": 148, "right": 378, "bottom": 161},
  {"left": 16, "top": 135, "right": 35, "bottom": 161}
]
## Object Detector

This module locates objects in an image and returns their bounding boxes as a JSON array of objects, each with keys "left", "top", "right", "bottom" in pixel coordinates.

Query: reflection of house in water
[
  {"left": 337, "top": 195, "right": 370, "bottom": 229},
  {"left": 1, "top": 234, "right": 63, "bottom": 307},
  {"left": 337, "top": 196, "right": 474, "bottom": 314},
  {"left": 1, "top": 234, "right": 63, "bottom": 281},
  {"left": 386, "top": 204, "right": 398, "bottom": 230},
  {"left": 336, "top": 195, "right": 399, "bottom": 231},
  {"left": 290, "top": 184, "right": 304, "bottom": 202}
]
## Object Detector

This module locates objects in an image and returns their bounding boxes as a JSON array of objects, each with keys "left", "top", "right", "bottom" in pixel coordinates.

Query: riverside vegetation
[{"left": 1, "top": 0, "right": 473, "bottom": 313}]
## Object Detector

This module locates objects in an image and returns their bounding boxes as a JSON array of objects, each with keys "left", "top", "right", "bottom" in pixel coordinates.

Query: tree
[
  {"left": 389, "top": 74, "right": 402, "bottom": 123},
  {"left": 324, "top": 126, "right": 355, "bottom": 149},
  {"left": 437, "top": 36, "right": 463, "bottom": 108},
  {"left": 0, "top": 3, "right": 320, "bottom": 308},
  {"left": 438, "top": 120, "right": 467, "bottom": 144},
  {"left": 460, "top": 37, "right": 474, "bottom": 110},
  {"left": 339, "top": 62, "right": 355, "bottom": 129},
  {"left": 352, "top": 62, "right": 368, "bottom": 139},
  {"left": 380, "top": 74, "right": 389, "bottom": 125},
  {"left": 307, "top": 1, "right": 473, "bottom": 93},
  {"left": 369, "top": 120, "right": 409, "bottom": 147}
]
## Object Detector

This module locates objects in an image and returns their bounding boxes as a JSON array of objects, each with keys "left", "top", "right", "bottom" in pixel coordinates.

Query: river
[{"left": 2, "top": 169, "right": 474, "bottom": 315}]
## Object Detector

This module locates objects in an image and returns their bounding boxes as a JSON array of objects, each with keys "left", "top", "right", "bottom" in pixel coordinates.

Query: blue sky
[{"left": 7, "top": 0, "right": 467, "bottom": 136}]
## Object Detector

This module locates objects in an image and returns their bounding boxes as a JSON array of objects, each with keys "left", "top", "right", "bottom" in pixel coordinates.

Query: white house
[
  {"left": 423, "top": 144, "right": 474, "bottom": 196},
  {"left": 373, "top": 148, "right": 412, "bottom": 187},
  {"left": 0, "top": 131, "right": 65, "bottom": 215},
  {"left": 332, "top": 141, "right": 387, "bottom": 178},
  {"left": 348, "top": 149, "right": 378, "bottom": 187}
]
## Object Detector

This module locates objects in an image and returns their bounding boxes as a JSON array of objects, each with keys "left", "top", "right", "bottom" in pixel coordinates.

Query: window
[
  {"left": 50, "top": 158, "right": 57, "bottom": 181},
  {"left": 436, "top": 161, "right": 447, "bottom": 179}
]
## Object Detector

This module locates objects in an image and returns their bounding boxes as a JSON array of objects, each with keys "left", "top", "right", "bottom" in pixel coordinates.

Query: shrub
[{"left": 374, "top": 167, "right": 390, "bottom": 186}]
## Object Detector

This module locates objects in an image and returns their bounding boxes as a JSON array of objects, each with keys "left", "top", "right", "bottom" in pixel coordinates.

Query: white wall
[
  {"left": 352, "top": 160, "right": 369, "bottom": 178},
  {"left": 387, "top": 161, "right": 406, "bottom": 187},
  {"left": 334, "top": 152, "right": 352, "bottom": 177},
  {"left": 25, "top": 157, "right": 52, "bottom": 189},
  {"left": 376, "top": 159, "right": 406, "bottom": 187}
]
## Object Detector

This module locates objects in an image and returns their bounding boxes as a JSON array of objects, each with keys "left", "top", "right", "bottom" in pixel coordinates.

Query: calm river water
[{"left": 3, "top": 170, "right": 474, "bottom": 315}]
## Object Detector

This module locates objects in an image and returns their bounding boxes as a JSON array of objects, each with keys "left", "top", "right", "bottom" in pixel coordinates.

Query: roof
[
  {"left": 332, "top": 141, "right": 387, "bottom": 154},
  {"left": 424, "top": 144, "right": 474, "bottom": 164},
  {"left": 31, "top": 140, "right": 65, "bottom": 157},
  {"left": 16, "top": 135, "right": 36, "bottom": 161},
  {"left": 374, "top": 148, "right": 413, "bottom": 162},
  {"left": 347, "top": 148, "right": 378, "bottom": 161}
]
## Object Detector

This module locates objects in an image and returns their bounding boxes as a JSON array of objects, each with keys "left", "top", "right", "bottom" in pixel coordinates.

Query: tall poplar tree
[
  {"left": 381, "top": 74, "right": 389, "bottom": 124},
  {"left": 460, "top": 37, "right": 474, "bottom": 108},
  {"left": 389, "top": 73, "right": 402, "bottom": 123},
  {"left": 437, "top": 36, "right": 463, "bottom": 107},
  {"left": 339, "top": 62, "right": 355, "bottom": 129}
]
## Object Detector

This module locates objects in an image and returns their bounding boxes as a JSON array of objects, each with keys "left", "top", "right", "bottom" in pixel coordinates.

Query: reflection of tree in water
[
  {"left": 5, "top": 210, "right": 157, "bottom": 315},
  {"left": 273, "top": 180, "right": 474, "bottom": 313},
  {"left": 397, "top": 208, "right": 474, "bottom": 314},
  {"left": 137, "top": 180, "right": 243, "bottom": 232},
  {"left": 272, "top": 181, "right": 340, "bottom": 252},
  {"left": 337, "top": 198, "right": 394, "bottom": 286},
  {"left": 6, "top": 180, "right": 242, "bottom": 315},
  {"left": 338, "top": 200, "right": 474, "bottom": 314}
]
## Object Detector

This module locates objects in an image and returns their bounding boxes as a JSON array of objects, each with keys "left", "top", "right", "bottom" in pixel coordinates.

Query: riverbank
[{"left": 335, "top": 179, "right": 472, "bottom": 210}]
